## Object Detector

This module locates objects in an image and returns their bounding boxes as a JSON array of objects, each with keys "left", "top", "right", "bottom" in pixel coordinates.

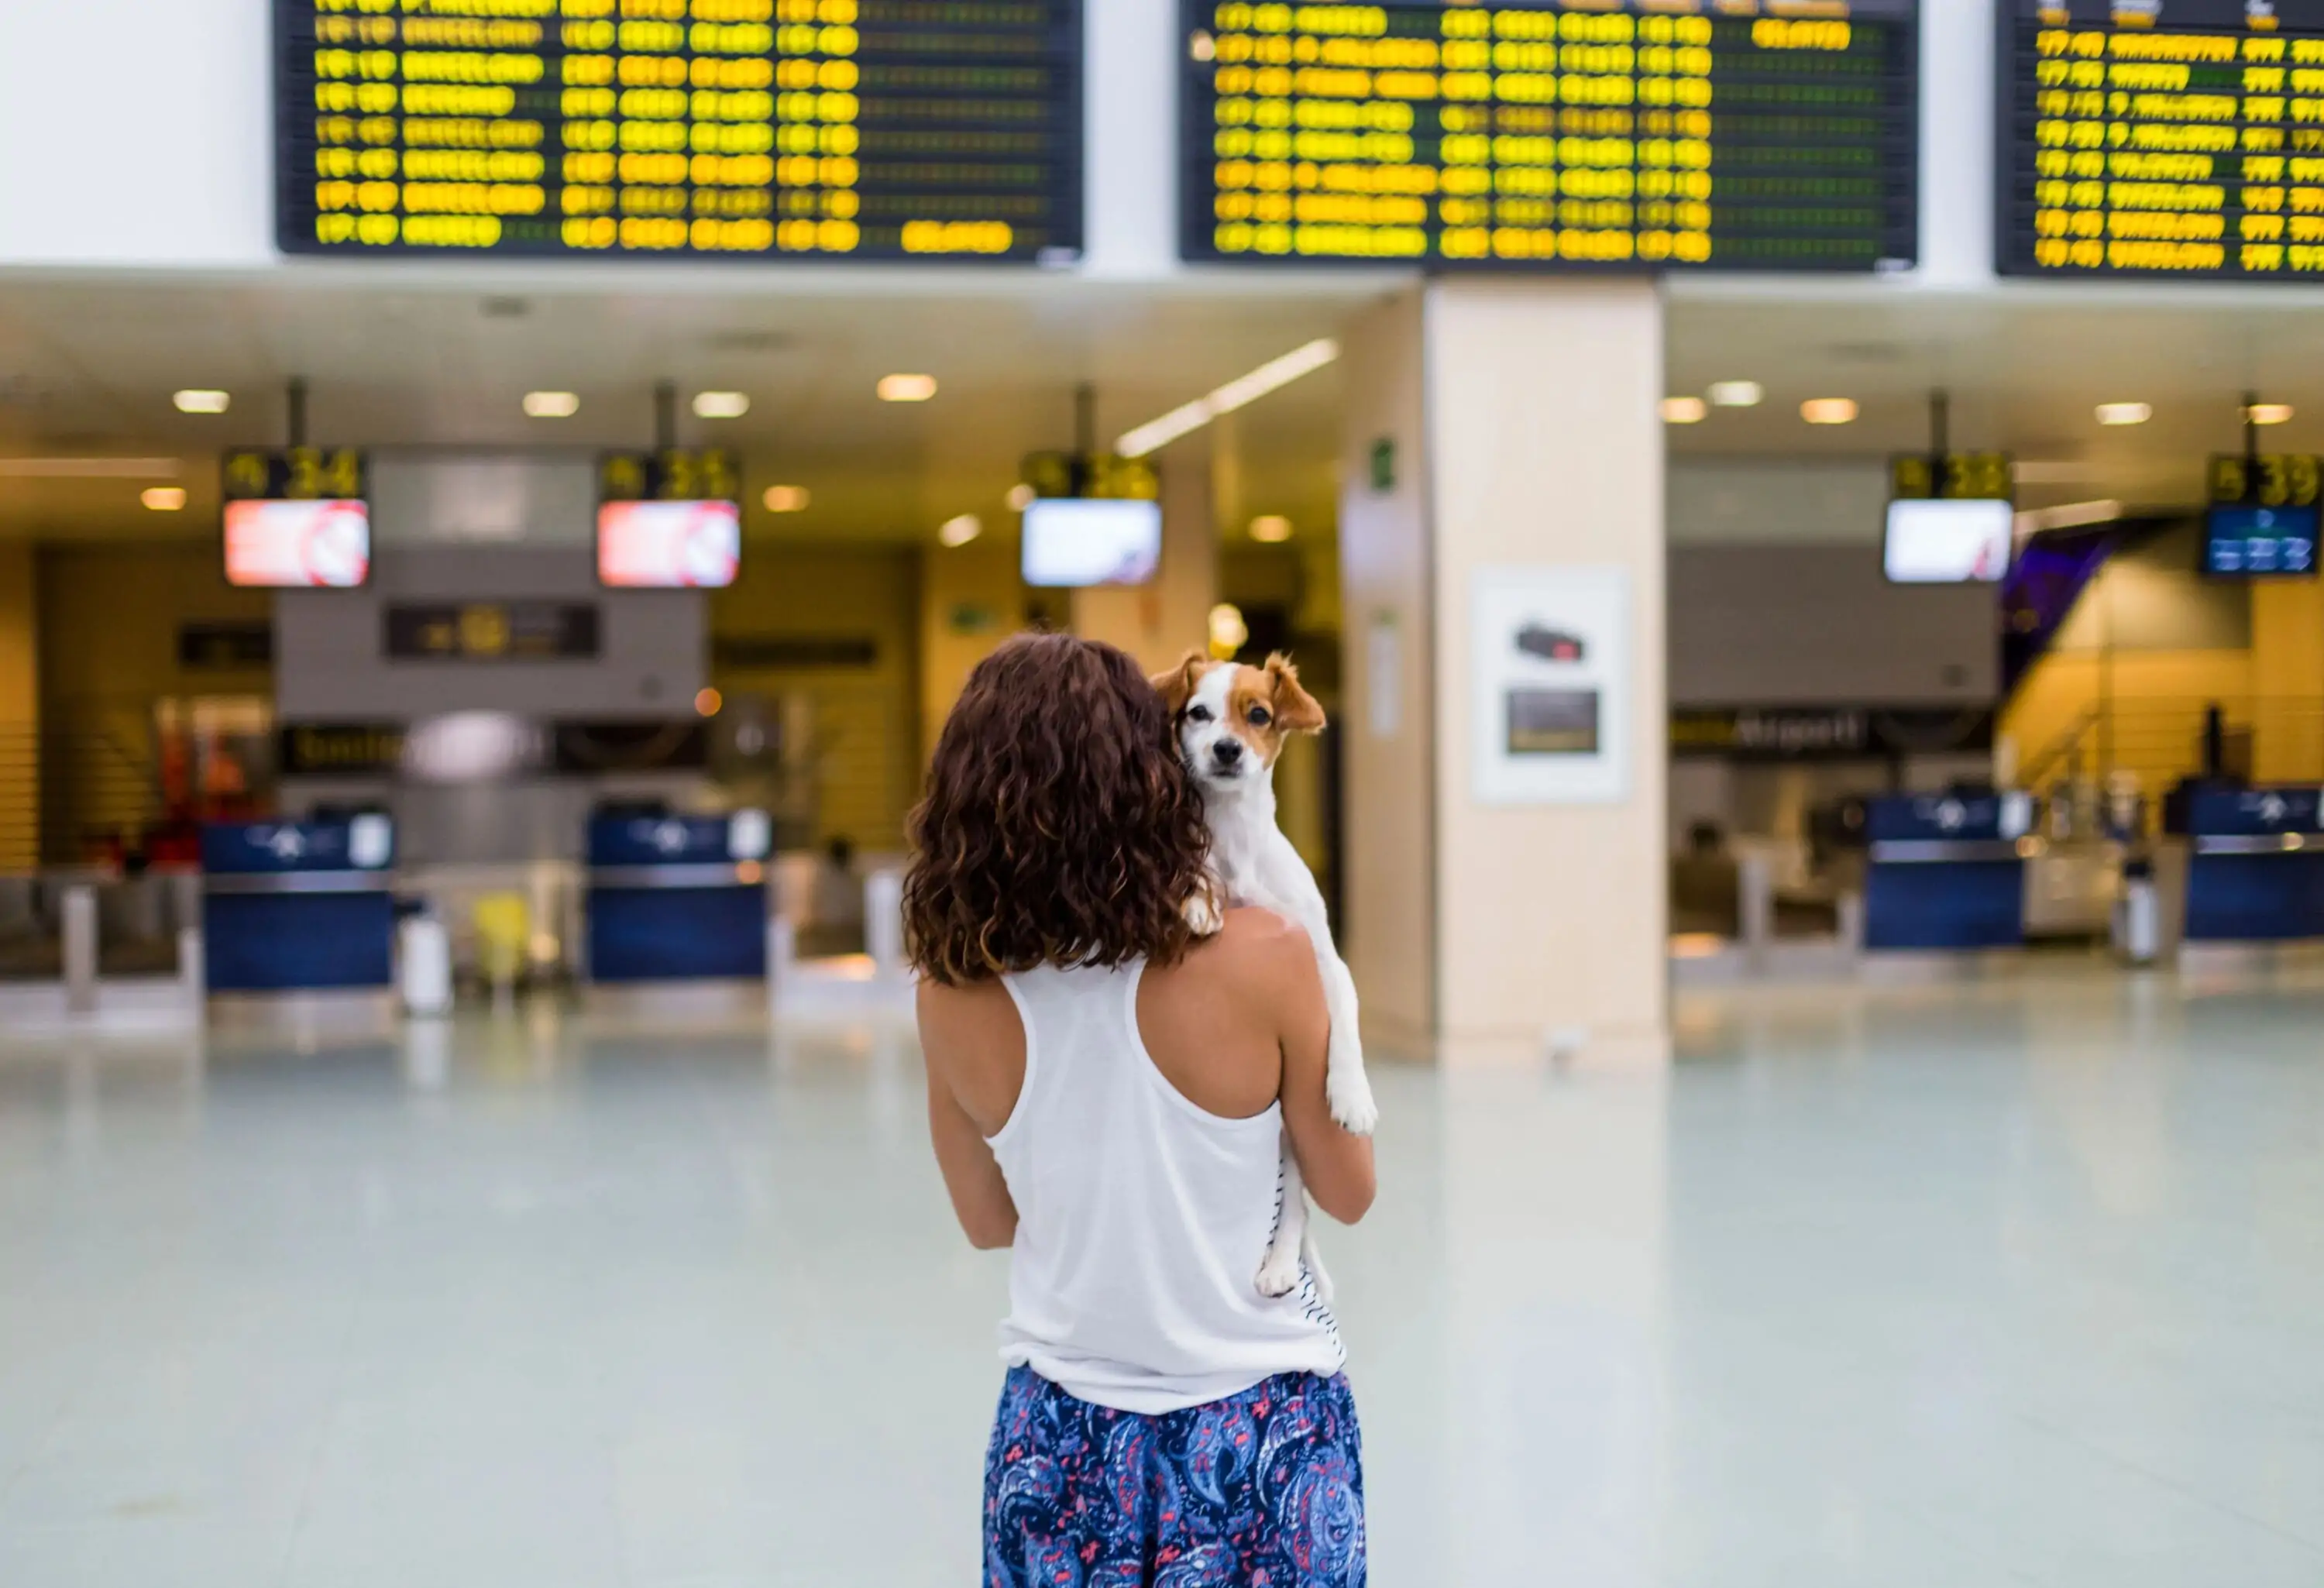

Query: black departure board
[
  {"left": 1178, "top": 0, "right": 1917, "bottom": 270},
  {"left": 1999, "top": 1, "right": 2324, "bottom": 280},
  {"left": 273, "top": 0, "right": 1081, "bottom": 263}
]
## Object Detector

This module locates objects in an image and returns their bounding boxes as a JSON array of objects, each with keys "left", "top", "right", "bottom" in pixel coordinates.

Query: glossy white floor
[{"left": 1, "top": 964, "right": 2320, "bottom": 1587}]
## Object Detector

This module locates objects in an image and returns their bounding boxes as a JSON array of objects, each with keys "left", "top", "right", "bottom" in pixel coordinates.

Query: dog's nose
[{"left": 1212, "top": 738, "right": 1244, "bottom": 768}]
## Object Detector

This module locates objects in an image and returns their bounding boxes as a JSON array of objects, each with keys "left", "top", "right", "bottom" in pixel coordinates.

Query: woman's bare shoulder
[
  {"left": 1174, "top": 907, "right": 1320, "bottom": 993},
  {"left": 916, "top": 977, "right": 1019, "bottom": 1050}
]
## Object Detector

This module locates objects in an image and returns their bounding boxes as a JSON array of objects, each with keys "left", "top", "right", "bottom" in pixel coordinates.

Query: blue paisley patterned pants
[{"left": 982, "top": 1365, "right": 1366, "bottom": 1587}]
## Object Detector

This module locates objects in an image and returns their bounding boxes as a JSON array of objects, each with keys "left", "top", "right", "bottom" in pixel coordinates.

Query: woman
[{"left": 908, "top": 633, "right": 1375, "bottom": 1587}]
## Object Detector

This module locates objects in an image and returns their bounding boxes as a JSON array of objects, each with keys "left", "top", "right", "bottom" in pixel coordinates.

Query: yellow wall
[
  {"left": 0, "top": 544, "right": 36, "bottom": 869},
  {"left": 2251, "top": 581, "right": 2324, "bottom": 783},
  {"left": 2001, "top": 648, "right": 2253, "bottom": 799},
  {"left": 710, "top": 545, "right": 920, "bottom": 853},
  {"left": 918, "top": 534, "right": 1026, "bottom": 766},
  {"left": 38, "top": 544, "right": 274, "bottom": 858}
]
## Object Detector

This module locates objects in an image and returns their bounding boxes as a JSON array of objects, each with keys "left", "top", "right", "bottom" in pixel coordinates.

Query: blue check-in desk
[
  {"left": 201, "top": 816, "right": 397, "bottom": 992},
  {"left": 1862, "top": 792, "right": 2035, "bottom": 953},
  {"left": 585, "top": 812, "right": 770, "bottom": 984},
  {"left": 2158, "top": 783, "right": 2324, "bottom": 950}
]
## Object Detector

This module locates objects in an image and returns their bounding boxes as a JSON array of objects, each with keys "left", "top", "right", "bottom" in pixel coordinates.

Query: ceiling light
[
  {"left": 1707, "top": 380, "right": 1763, "bottom": 407},
  {"left": 142, "top": 486, "right": 187, "bottom": 511},
  {"left": 1006, "top": 482, "right": 1037, "bottom": 512},
  {"left": 2015, "top": 499, "right": 2125, "bottom": 535},
  {"left": 2247, "top": 402, "right": 2295, "bottom": 425},
  {"left": 1659, "top": 396, "right": 1708, "bottom": 424},
  {"left": 523, "top": 390, "right": 579, "bottom": 418},
  {"left": 1800, "top": 397, "right": 1859, "bottom": 425},
  {"left": 693, "top": 390, "right": 749, "bottom": 419},
  {"left": 938, "top": 513, "right": 982, "bottom": 547},
  {"left": 173, "top": 390, "right": 230, "bottom": 414},
  {"left": 878, "top": 373, "right": 938, "bottom": 403},
  {"left": 762, "top": 484, "right": 810, "bottom": 513},
  {"left": 694, "top": 687, "right": 723, "bottom": 717},
  {"left": 2096, "top": 402, "right": 2151, "bottom": 426},
  {"left": 1250, "top": 514, "right": 1293, "bottom": 543},
  {"left": 1118, "top": 338, "right": 1340, "bottom": 459}
]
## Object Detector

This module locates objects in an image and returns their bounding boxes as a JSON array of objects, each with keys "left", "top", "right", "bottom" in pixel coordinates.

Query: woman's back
[{"left": 937, "top": 911, "right": 1342, "bottom": 1413}]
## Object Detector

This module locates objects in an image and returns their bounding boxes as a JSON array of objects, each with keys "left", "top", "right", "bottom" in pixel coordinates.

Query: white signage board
[{"left": 1470, "top": 565, "right": 1631, "bottom": 806}]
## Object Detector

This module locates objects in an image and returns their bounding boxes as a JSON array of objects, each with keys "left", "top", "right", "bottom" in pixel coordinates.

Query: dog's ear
[
  {"left": 1150, "top": 650, "right": 1207, "bottom": 716},
  {"left": 1265, "top": 653, "right": 1326, "bottom": 734}
]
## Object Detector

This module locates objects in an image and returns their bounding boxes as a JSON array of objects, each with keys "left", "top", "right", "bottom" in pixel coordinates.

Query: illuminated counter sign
[
  {"left": 1998, "top": 0, "right": 2324, "bottom": 279},
  {"left": 1179, "top": 0, "right": 1919, "bottom": 270},
  {"left": 273, "top": 0, "right": 1082, "bottom": 263}
]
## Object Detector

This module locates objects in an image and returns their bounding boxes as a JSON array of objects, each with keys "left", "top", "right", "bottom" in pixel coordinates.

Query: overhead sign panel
[
  {"left": 1178, "top": 0, "right": 1919, "bottom": 271},
  {"left": 1998, "top": 0, "right": 2324, "bottom": 280},
  {"left": 274, "top": 0, "right": 1082, "bottom": 263}
]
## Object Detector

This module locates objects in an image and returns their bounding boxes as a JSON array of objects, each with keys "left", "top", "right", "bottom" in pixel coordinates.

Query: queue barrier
[
  {"left": 1861, "top": 792, "right": 2035, "bottom": 953},
  {"left": 201, "top": 816, "right": 397, "bottom": 992},
  {"left": 584, "top": 811, "right": 771, "bottom": 985}
]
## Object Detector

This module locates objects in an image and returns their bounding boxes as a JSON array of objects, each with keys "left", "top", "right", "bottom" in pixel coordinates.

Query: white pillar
[{"left": 1340, "top": 279, "right": 1669, "bottom": 1067}]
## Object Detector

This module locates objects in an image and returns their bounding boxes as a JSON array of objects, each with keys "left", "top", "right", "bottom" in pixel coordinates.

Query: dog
[{"left": 1152, "top": 651, "right": 1377, "bottom": 1301}]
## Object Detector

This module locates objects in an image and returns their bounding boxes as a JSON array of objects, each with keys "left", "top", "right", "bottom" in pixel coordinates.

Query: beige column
[
  {"left": 918, "top": 533, "right": 1025, "bottom": 760},
  {"left": 1071, "top": 461, "right": 1216, "bottom": 671},
  {"left": 1339, "top": 278, "right": 1668, "bottom": 1067}
]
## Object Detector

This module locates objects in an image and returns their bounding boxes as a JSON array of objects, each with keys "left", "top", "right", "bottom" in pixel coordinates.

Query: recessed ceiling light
[
  {"left": 694, "top": 687, "right": 723, "bottom": 717},
  {"left": 1250, "top": 514, "right": 1293, "bottom": 543},
  {"left": 693, "top": 390, "right": 749, "bottom": 419},
  {"left": 1006, "top": 483, "right": 1037, "bottom": 512},
  {"left": 523, "top": 390, "right": 579, "bottom": 418},
  {"left": 878, "top": 373, "right": 938, "bottom": 403},
  {"left": 142, "top": 486, "right": 187, "bottom": 511},
  {"left": 762, "top": 484, "right": 810, "bottom": 513},
  {"left": 1708, "top": 380, "right": 1763, "bottom": 408},
  {"left": 173, "top": 390, "right": 230, "bottom": 414},
  {"left": 1800, "top": 397, "right": 1859, "bottom": 425},
  {"left": 2096, "top": 402, "right": 2152, "bottom": 426},
  {"left": 2247, "top": 402, "right": 2295, "bottom": 425},
  {"left": 1659, "top": 396, "right": 1708, "bottom": 424},
  {"left": 938, "top": 513, "right": 982, "bottom": 547}
]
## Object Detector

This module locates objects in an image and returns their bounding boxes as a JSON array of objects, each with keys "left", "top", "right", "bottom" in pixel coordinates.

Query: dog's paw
[
  {"left": 1326, "top": 1063, "right": 1378, "bottom": 1136},
  {"left": 1181, "top": 889, "right": 1226, "bottom": 938},
  {"left": 1255, "top": 1249, "right": 1304, "bottom": 1299}
]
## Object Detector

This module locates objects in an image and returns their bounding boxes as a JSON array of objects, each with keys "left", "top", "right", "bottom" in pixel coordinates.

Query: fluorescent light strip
[
  {"left": 0, "top": 458, "right": 183, "bottom": 479},
  {"left": 1117, "top": 339, "right": 1340, "bottom": 459},
  {"left": 2016, "top": 499, "right": 2125, "bottom": 536}
]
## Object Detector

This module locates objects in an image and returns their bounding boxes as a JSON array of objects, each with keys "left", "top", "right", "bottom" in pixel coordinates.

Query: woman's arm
[
  {"left": 1269, "top": 928, "right": 1377, "bottom": 1224},
  {"left": 918, "top": 981, "right": 1020, "bottom": 1249}
]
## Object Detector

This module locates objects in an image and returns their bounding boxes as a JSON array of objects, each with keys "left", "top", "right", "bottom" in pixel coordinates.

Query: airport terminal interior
[{"left": 3, "top": 0, "right": 2324, "bottom": 1583}]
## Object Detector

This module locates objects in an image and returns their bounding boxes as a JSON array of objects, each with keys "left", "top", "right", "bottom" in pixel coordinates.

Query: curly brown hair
[{"left": 905, "top": 632, "right": 1219, "bottom": 985}]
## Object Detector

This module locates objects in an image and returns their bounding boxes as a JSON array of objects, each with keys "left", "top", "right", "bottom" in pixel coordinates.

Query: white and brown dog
[{"left": 1153, "top": 651, "right": 1377, "bottom": 1300}]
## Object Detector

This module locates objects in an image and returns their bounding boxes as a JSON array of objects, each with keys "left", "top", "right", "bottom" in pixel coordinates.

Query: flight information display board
[
  {"left": 1999, "top": 0, "right": 2324, "bottom": 280},
  {"left": 274, "top": 0, "right": 1081, "bottom": 263},
  {"left": 1178, "top": 0, "right": 1919, "bottom": 270}
]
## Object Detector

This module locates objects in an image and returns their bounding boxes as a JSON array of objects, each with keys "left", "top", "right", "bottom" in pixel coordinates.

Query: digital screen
[
  {"left": 598, "top": 500, "right": 743, "bottom": 588},
  {"left": 1884, "top": 498, "right": 2014, "bottom": 583},
  {"left": 1999, "top": 0, "right": 2324, "bottom": 279},
  {"left": 275, "top": 0, "right": 1082, "bottom": 263},
  {"left": 1179, "top": 0, "right": 1918, "bottom": 270},
  {"left": 224, "top": 499, "right": 372, "bottom": 588},
  {"left": 1021, "top": 498, "right": 1163, "bottom": 586},
  {"left": 2205, "top": 504, "right": 2319, "bottom": 576}
]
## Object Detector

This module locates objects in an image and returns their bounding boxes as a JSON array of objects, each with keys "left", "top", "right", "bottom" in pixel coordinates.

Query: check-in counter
[
  {"left": 2158, "top": 783, "right": 2324, "bottom": 950},
  {"left": 201, "top": 816, "right": 397, "bottom": 992},
  {"left": 584, "top": 811, "right": 770, "bottom": 984},
  {"left": 1861, "top": 792, "right": 2035, "bottom": 953}
]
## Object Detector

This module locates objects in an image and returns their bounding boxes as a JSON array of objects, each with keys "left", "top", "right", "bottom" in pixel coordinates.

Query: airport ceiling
[{"left": 7, "top": 272, "right": 2324, "bottom": 543}]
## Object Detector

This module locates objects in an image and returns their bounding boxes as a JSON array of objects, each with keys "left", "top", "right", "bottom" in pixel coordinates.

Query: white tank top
[{"left": 987, "top": 961, "right": 1343, "bottom": 1414}]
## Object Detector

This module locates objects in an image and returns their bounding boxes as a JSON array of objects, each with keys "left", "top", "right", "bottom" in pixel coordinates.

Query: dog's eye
[
  {"left": 1246, "top": 706, "right": 1271, "bottom": 727},
  {"left": 1187, "top": 706, "right": 1212, "bottom": 724}
]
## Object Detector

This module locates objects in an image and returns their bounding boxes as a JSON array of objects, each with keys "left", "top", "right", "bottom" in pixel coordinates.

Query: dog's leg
[
  {"left": 1298, "top": 1210, "right": 1335, "bottom": 1304},
  {"left": 1319, "top": 950, "right": 1377, "bottom": 1135},
  {"left": 1255, "top": 1131, "right": 1310, "bottom": 1298}
]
